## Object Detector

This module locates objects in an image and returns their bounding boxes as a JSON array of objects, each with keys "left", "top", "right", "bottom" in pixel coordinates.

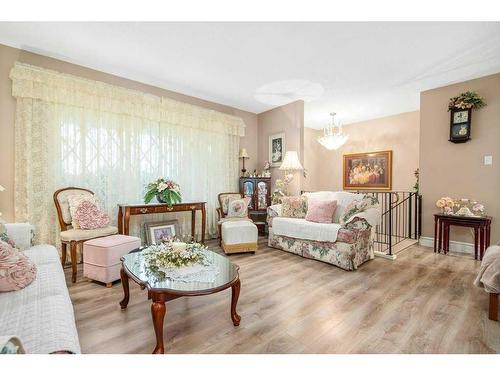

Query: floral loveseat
[{"left": 267, "top": 191, "right": 380, "bottom": 271}]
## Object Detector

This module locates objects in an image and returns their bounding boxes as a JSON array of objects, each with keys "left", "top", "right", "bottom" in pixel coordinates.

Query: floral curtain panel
[{"left": 11, "top": 63, "right": 244, "bottom": 246}]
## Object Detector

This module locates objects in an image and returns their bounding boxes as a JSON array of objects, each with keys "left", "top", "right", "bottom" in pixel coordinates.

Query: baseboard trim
[
  {"left": 374, "top": 251, "right": 397, "bottom": 260},
  {"left": 419, "top": 236, "right": 473, "bottom": 254}
]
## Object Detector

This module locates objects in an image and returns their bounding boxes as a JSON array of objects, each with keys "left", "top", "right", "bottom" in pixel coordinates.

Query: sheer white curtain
[{"left": 11, "top": 63, "right": 244, "bottom": 246}]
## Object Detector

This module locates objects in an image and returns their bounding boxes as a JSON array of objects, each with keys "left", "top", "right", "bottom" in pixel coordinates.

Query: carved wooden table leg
[
  {"left": 231, "top": 278, "right": 241, "bottom": 326},
  {"left": 151, "top": 293, "right": 167, "bottom": 354},
  {"left": 120, "top": 267, "right": 130, "bottom": 309}
]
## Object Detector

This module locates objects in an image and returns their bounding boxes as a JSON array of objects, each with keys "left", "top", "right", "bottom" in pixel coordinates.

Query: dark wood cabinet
[{"left": 239, "top": 177, "right": 271, "bottom": 234}]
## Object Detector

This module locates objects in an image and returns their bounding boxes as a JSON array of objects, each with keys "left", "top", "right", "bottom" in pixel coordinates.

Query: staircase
[{"left": 356, "top": 191, "right": 422, "bottom": 259}]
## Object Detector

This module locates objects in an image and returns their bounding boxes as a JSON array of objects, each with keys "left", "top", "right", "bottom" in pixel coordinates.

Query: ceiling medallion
[{"left": 318, "top": 112, "right": 348, "bottom": 150}]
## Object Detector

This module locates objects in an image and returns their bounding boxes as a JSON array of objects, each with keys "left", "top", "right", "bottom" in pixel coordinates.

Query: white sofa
[
  {"left": 267, "top": 191, "right": 380, "bottom": 271},
  {"left": 0, "top": 223, "right": 81, "bottom": 353}
]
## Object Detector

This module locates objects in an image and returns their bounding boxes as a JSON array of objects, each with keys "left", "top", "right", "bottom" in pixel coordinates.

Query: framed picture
[
  {"left": 269, "top": 132, "right": 285, "bottom": 167},
  {"left": 144, "top": 220, "right": 179, "bottom": 244},
  {"left": 343, "top": 150, "right": 392, "bottom": 191}
]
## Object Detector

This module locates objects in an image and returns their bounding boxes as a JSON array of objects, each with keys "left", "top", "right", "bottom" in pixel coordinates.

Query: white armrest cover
[
  {"left": 268, "top": 204, "right": 282, "bottom": 216},
  {"left": 267, "top": 204, "right": 282, "bottom": 227},
  {"left": 343, "top": 207, "right": 381, "bottom": 228},
  {"left": 4, "top": 223, "right": 35, "bottom": 251}
]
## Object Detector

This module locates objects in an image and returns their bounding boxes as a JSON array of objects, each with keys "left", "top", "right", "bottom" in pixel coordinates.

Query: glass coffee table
[{"left": 119, "top": 248, "right": 241, "bottom": 354}]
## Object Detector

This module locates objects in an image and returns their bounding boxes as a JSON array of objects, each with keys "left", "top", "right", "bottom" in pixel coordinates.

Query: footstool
[
  {"left": 221, "top": 220, "right": 257, "bottom": 254},
  {"left": 83, "top": 234, "right": 141, "bottom": 287}
]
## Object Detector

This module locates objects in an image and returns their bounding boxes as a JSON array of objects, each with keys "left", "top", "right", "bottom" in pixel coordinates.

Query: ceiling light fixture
[{"left": 317, "top": 112, "right": 348, "bottom": 150}]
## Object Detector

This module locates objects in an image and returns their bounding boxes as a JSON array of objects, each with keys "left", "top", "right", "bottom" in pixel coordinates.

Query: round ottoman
[{"left": 221, "top": 220, "right": 257, "bottom": 254}]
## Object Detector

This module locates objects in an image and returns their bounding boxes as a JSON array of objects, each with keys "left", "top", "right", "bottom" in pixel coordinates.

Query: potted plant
[
  {"left": 448, "top": 91, "right": 486, "bottom": 143},
  {"left": 144, "top": 178, "right": 181, "bottom": 206}
]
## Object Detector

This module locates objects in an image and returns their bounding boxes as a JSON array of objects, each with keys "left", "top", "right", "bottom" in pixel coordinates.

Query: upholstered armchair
[
  {"left": 53, "top": 187, "right": 118, "bottom": 283},
  {"left": 216, "top": 192, "right": 252, "bottom": 245}
]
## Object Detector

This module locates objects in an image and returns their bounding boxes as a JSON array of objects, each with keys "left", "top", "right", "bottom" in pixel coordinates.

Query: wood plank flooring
[{"left": 65, "top": 237, "right": 500, "bottom": 354}]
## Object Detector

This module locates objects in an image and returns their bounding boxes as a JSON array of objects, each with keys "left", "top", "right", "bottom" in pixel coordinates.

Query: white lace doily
[{"left": 159, "top": 263, "right": 219, "bottom": 283}]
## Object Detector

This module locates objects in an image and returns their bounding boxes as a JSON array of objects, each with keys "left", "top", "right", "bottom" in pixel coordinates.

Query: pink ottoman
[{"left": 83, "top": 234, "right": 141, "bottom": 287}]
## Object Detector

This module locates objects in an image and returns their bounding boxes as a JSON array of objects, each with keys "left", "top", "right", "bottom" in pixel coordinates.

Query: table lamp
[
  {"left": 239, "top": 148, "right": 249, "bottom": 176},
  {"left": 279, "top": 151, "right": 303, "bottom": 182}
]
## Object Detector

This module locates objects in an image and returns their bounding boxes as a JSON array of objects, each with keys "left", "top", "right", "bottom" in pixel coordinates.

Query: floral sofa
[{"left": 267, "top": 191, "right": 380, "bottom": 271}]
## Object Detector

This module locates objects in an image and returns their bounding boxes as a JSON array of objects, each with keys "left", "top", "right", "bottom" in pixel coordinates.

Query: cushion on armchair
[{"left": 226, "top": 197, "right": 251, "bottom": 218}]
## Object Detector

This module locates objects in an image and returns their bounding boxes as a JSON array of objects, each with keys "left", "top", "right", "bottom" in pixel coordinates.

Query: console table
[
  {"left": 117, "top": 202, "right": 206, "bottom": 243},
  {"left": 433, "top": 214, "right": 492, "bottom": 260}
]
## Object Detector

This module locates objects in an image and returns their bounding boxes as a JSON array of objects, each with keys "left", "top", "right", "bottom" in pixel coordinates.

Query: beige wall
[
  {"left": 304, "top": 111, "right": 420, "bottom": 192},
  {"left": 420, "top": 73, "right": 500, "bottom": 245},
  {"left": 0, "top": 43, "right": 258, "bottom": 221},
  {"left": 256, "top": 101, "right": 305, "bottom": 195}
]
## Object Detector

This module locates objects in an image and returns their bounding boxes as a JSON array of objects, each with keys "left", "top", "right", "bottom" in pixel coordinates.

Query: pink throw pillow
[
  {"left": 73, "top": 200, "right": 111, "bottom": 230},
  {"left": 0, "top": 240, "right": 37, "bottom": 292},
  {"left": 305, "top": 199, "right": 337, "bottom": 224}
]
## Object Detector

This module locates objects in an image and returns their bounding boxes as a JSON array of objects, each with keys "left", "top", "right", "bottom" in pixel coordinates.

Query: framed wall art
[
  {"left": 343, "top": 150, "right": 392, "bottom": 191},
  {"left": 269, "top": 132, "right": 285, "bottom": 167}
]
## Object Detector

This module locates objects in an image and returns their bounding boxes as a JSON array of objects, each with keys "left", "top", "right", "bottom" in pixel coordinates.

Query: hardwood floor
[{"left": 65, "top": 237, "right": 500, "bottom": 354}]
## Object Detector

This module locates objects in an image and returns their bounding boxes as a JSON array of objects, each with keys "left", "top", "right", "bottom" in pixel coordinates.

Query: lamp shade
[
  {"left": 239, "top": 148, "right": 249, "bottom": 158},
  {"left": 279, "top": 151, "right": 303, "bottom": 171},
  {"left": 0, "top": 185, "right": 5, "bottom": 192}
]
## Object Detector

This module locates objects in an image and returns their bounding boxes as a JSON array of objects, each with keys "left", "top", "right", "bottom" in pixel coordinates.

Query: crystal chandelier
[{"left": 317, "top": 112, "right": 348, "bottom": 150}]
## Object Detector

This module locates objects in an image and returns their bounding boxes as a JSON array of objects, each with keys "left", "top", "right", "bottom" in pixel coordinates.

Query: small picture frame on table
[{"left": 144, "top": 220, "right": 179, "bottom": 245}]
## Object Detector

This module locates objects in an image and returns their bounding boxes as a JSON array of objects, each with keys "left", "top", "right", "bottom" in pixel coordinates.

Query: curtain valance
[{"left": 10, "top": 62, "right": 245, "bottom": 137}]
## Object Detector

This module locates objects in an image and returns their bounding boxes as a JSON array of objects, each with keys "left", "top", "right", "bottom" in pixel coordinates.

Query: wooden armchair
[{"left": 53, "top": 187, "right": 118, "bottom": 283}]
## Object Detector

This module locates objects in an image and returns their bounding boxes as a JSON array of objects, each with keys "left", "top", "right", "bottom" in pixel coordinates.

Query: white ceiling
[{"left": 0, "top": 22, "right": 499, "bottom": 128}]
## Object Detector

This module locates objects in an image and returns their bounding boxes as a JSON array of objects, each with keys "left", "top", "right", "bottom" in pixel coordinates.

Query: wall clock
[{"left": 449, "top": 108, "right": 472, "bottom": 143}]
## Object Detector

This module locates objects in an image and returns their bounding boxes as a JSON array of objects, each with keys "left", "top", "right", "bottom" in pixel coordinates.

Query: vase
[{"left": 156, "top": 193, "right": 168, "bottom": 204}]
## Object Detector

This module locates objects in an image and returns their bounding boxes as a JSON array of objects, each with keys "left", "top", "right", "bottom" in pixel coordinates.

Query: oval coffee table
[{"left": 119, "top": 249, "right": 241, "bottom": 354}]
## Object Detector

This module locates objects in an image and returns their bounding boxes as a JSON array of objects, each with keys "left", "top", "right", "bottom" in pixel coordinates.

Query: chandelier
[{"left": 317, "top": 112, "right": 348, "bottom": 150}]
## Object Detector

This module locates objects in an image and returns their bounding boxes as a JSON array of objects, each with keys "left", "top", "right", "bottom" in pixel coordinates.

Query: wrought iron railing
[{"left": 355, "top": 191, "right": 422, "bottom": 256}]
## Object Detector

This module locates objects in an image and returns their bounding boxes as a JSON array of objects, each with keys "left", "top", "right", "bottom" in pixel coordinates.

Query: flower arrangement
[
  {"left": 144, "top": 178, "right": 181, "bottom": 206},
  {"left": 448, "top": 91, "right": 486, "bottom": 111},
  {"left": 413, "top": 168, "right": 419, "bottom": 193},
  {"left": 142, "top": 240, "right": 209, "bottom": 273},
  {"left": 436, "top": 197, "right": 485, "bottom": 217},
  {"left": 271, "top": 175, "right": 293, "bottom": 204}
]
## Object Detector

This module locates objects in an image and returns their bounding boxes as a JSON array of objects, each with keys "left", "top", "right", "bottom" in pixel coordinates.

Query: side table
[{"left": 433, "top": 214, "right": 492, "bottom": 260}]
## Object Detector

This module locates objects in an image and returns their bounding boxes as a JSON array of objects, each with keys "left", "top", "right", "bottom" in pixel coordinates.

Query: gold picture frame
[{"left": 343, "top": 150, "right": 392, "bottom": 191}]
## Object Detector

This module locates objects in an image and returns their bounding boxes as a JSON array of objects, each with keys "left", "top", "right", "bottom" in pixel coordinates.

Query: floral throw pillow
[
  {"left": 339, "top": 196, "right": 379, "bottom": 226},
  {"left": 0, "top": 240, "right": 37, "bottom": 292},
  {"left": 227, "top": 197, "right": 251, "bottom": 218},
  {"left": 67, "top": 194, "right": 98, "bottom": 229},
  {"left": 73, "top": 201, "right": 111, "bottom": 230},
  {"left": 281, "top": 196, "right": 308, "bottom": 218}
]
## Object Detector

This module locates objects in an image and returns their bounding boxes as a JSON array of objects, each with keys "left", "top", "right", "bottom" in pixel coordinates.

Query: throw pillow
[
  {"left": 221, "top": 195, "right": 240, "bottom": 215},
  {"left": 227, "top": 197, "right": 251, "bottom": 218},
  {"left": 67, "top": 194, "right": 98, "bottom": 229},
  {"left": 73, "top": 200, "right": 111, "bottom": 230},
  {"left": 281, "top": 196, "right": 308, "bottom": 218},
  {"left": 0, "top": 240, "right": 37, "bottom": 292},
  {"left": 305, "top": 199, "right": 337, "bottom": 223}
]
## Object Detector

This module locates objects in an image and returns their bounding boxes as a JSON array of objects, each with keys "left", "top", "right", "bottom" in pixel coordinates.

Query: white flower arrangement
[
  {"left": 142, "top": 240, "right": 210, "bottom": 275},
  {"left": 436, "top": 197, "right": 485, "bottom": 217}
]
